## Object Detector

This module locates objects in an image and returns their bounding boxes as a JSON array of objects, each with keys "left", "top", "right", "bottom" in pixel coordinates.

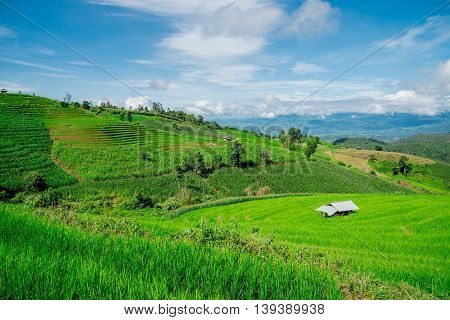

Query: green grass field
[
  {"left": 140, "top": 194, "right": 449, "bottom": 298},
  {"left": 0, "top": 204, "right": 341, "bottom": 299}
]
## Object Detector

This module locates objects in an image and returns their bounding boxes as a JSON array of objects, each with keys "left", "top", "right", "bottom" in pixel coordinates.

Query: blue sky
[{"left": 0, "top": 0, "right": 449, "bottom": 118}]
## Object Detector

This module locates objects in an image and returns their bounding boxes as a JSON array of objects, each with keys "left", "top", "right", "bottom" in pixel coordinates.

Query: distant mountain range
[{"left": 213, "top": 112, "right": 450, "bottom": 141}]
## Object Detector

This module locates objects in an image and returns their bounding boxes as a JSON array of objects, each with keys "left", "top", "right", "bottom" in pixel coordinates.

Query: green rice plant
[{"left": 0, "top": 204, "right": 341, "bottom": 300}]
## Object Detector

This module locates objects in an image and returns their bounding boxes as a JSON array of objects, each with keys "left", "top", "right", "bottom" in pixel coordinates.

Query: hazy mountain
[{"left": 213, "top": 112, "right": 450, "bottom": 141}]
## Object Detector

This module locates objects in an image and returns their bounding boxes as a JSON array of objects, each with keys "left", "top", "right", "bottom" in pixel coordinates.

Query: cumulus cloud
[
  {"left": 124, "top": 96, "right": 151, "bottom": 109},
  {"left": 292, "top": 62, "right": 327, "bottom": 74},
  {"left": 285, "top": 0, "right": 340, "bottom": 39},
  {"left": 160, "top": 27, "right": 265, "bottom": 60},
  {"left": 437, "top": 58, "right": 450, "bottom": 92}
]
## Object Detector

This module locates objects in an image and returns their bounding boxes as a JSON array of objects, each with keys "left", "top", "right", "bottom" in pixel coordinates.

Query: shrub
[
  {"left": 212, "top": 154, "right": 224, "bottom": 170},
  {"left": 338, "top": 161, "right": 346, "bottom": 166},
  {"left": 25, "top": 172, "right": 47, "bottom": 192},
  {"left": 0, "top": 190, "right": 8, "bottom": 201},
  {"left": 132, "top": 192, "right": 154, "bottom": 209},
  {"left": 375, "top": 145, "right": 383, "bottom": 151}
]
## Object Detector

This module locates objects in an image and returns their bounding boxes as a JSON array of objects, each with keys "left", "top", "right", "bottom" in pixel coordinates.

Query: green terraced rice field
[
  {"left": 0, "top": 204, "right": 341, "bottom": 299},
  {"left": 143, "top": 194, "right": 449, "bottom": 298}
]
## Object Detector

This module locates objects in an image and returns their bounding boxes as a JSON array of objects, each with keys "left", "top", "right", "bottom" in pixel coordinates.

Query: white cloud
[
  {"left": 39, "top": 73, "right": 79, "bottom": 79},
  {"left": 150, "top": 79, "right": 170, "bottom": 91},
  {"left": 0, "top": 57, "right": 65, "bottom": 72},
  {"left": 126, "top": 59, "right": 155, "bottom": 65},
  {"left": 437, "top": 58, "right": 450, "bottom": 92},
  {"left": 67, "top": 60, "right": 94, "bottom": 66},
  {"left": 34, "top": 46, "right": 56, "bottom": 56},
  {"left": 0, "top": 81, "right": 34, "bottom": 92},
  {"left": 285, "top": 0, "right": 340, "bottom": 39},
  {"left": 160, "top": 27, "right": 265, "bottom": 59},
  {"left": 380, "top": 16, "right": 450, "bottom": 51},
  {"left": 292, "top": 62, "right": 327, "bottom": 74},
  {"left": 201, "top": 4, "right": 283, "bottom": 37},
  {"left": 124, "top": 96, "right": 151, "bottom": 108},
  {"left": 0, "top": 26, "right": 16, "bottom": 38},
  {"left": 89, "top": 0, "right": 268, "bottom": 16}
]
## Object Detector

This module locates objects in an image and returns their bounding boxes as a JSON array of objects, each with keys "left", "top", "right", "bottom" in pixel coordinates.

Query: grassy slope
[
  {"left": 320, "top": 146, "right": 449, "bottom": 194},
  {"left": 141, "top": 194, "right": 449, "bottom": 298},
  {"left": 0, "top": 204, "right": 341, "bottom": 299},
  {"left": 333, "top": 134, "right": 450, "bottom": 163},
  {"left": 0, "top": 94, "right": 76, "bottom": 191}
]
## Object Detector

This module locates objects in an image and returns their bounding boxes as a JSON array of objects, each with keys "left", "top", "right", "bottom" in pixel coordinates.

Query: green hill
[{"left": 333, "top": 134, "right": 450, "bottom": 163}]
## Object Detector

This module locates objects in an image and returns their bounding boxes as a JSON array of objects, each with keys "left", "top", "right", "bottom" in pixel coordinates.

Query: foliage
[
  {"left": 230, "top": 141, "right": 245, "bottom": 167},
  {"left": 25, "top": 172, "right": 48, "bottom": 193},
  {"left": 304, "top": 138, "right": 318, "bottom": 160},
  {"left": 392, "top": 156, "right": 412, "bottom": 176}
]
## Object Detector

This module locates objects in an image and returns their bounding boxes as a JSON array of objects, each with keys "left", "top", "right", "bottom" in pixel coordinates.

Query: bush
[
  {"left": 0, "top": 190, "right": 8, "bottom": 201},
  {"left": 133, "top": 192, "right": 154, "bottom": 209},
  {"left": 25, "top": 172, "right": 47, "bottom": 192},
  {"left": 338, "top": 161, "right": 346, "bottom": 166}
]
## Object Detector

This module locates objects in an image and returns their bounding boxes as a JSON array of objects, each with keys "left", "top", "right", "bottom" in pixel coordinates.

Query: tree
[
  {"left": 82, "top": 100, "right": 92, "bottom": 110},
  {"left": 278, "top": 129, "right": 286, "bottom": 140},
  {"left": 119, "top": 112, "right": 125, "bottom": 121},
  {"left": 304, "top": 138, "right": 318, "bottom": 160},
  {"left": 375, "top": 145, "right": 383, "bottom": 151},
  {"left": 393, "top": 156, "right": 412, "bottom": 175},
  {"left": 260, "top": 148, "right": 271, "bottom": 166},
  {"left": 63, "top": 92, "right": 72, "bottom": 103},
  {"left": 212, "top": 154, "right": 224, "bottom": 169},
  {"left": 287, "top": 127, "right": 302, "bottom": 142},
  {"left": 127, "top": 111, "right": 133, "bottom": 122},
  {"left": 193, "top": 152, "right": 206, "bottom": 177},
  {"left": 230, "top": 141, "right": 245, "bottom": 167},
  {"left": 151, "top": 102, "right": 164, "bottom": 113}
]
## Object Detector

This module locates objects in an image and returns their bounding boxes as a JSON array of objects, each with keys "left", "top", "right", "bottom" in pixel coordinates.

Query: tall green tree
[
  {"left": 230, "top": 141, "right": 245, "bottom": 167},
  {"left": 304, "top": 138, "right": 318, "bottom": 160}
]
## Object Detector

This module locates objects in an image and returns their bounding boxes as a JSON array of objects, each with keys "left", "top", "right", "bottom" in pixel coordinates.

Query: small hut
[
  {"left": 316, "top": 200, "right": 359, "bottom": 217},
  {"left": 223, "top": 135, "right": 233, "bottom": 141},
  {"left": 1, "top": 89, "right": 7, "bottom": 94}
]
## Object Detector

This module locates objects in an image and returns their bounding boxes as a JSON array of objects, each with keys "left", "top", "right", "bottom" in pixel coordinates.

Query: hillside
[
  {"left": 389, "top": 134, "right": 450, "bottom": 163},
  {"left": 0, "top": 93, "right": 408, "bottom": 201},
  {"left": 1, "top": 93, "right": 447, "bottom": 300},
  {"left": 333, "top": 133, "right": 450, "bottom": 163}
]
